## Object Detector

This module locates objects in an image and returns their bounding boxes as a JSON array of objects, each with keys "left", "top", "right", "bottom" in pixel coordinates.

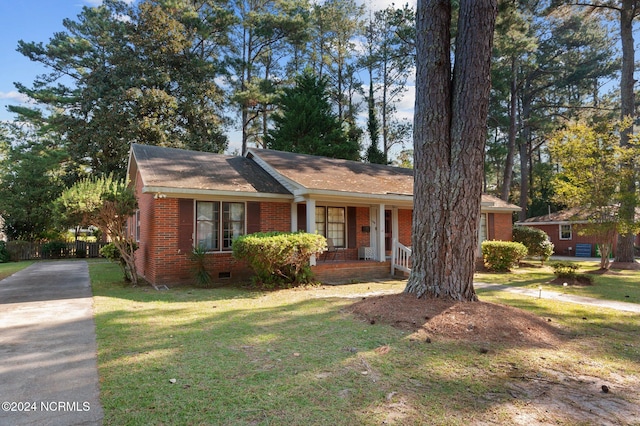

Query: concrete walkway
[
  {"left": 0, "top": 261, "right": 103, "bottom": 426},
  {"left": 474, "top": 282, "right": 640, "bottom": 313}
]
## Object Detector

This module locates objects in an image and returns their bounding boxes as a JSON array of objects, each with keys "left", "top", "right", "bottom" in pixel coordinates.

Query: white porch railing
[{"left": 391, "top": 238, "right": 412, "bottom": 275}]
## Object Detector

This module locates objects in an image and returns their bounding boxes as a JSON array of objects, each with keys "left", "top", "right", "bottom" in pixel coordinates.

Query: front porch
[{"left": 311, "top": 259, "right": 394, "bottom": 284}]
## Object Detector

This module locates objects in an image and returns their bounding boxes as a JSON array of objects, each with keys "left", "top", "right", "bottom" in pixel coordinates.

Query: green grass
[
  {"left": 91, "top": 262, "right": 640, "bottom": 425},
  {"left": 0, "top": 260, "right": 34, "bottom": 280},
  {"left": 475, "top": 259, "right": 640, "bottom": 304}
]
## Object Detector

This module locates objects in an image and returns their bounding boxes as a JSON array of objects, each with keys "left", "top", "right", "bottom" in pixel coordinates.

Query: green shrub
[
  {"left": 232, "top": 232, "right": 327, "bottom": 288},
  {"left": 189, "top": 245, "right": 213, "bottom": 288},
  {"left": 550, "top": 261, "right": 594, "bottom": 285},
  {"left": 550, "top": 261, "right": 579, "bottom": 279},
  {"left": 481, "top": 240, "right": 528, "bottom": 272},
  {"left": 42, "top": 241, "right": 69, "bottom": 258},
  {"left": 513, "top": 226, "right": 554, "bottom": 264},
  {"left": 100, "top": 243, "right": 121, "bottom": 263},
  {"left": 0, "top": 241, "right": 10, "bottom": 263}
]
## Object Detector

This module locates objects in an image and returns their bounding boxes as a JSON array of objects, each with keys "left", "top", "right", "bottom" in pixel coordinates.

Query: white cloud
[
  {"left": 82, "top": 0, "right": 135, "bottom": 5},
  {"left": 0, "top": 91, "right": 30, "bottom": 104},
  {"left": 361, "top": 0, "right": 416, "bottom": 12}
]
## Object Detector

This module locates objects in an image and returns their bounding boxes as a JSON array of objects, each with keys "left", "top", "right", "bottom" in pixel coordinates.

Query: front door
[{"left": 385, "top": 210, "right": 392, "bottom": 253}]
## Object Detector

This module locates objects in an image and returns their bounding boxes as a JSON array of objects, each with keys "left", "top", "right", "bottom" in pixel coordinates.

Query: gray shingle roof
[
  {"left": 129, "top": 144, "right": 520, "bottom": 211},
  {"left": 248, "top": 149, "right": 414, "bottom": 196},
  {"left": 130, "top": 144, "right": 291, "bottom": 195},
  {"left": 248, "top": 149, "right": 519, "bottom": 210},
  {"left": 518, "top": 206, "right": 640, "bottom": 224}
]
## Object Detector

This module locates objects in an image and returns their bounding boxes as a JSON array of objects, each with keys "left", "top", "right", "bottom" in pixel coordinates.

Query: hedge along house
[{"left": 127, "top": 144, "right": 520, "bottom": 286}]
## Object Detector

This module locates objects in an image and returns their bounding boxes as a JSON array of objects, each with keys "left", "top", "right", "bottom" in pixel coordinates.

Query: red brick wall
[
  {"left": 312, "top": 260, "right": 391, "bottom": 283},
  {"left": 522, "top": 224, "right": 601, "bottom": 256},
  {"left": 356, "top": 206, "right": 370, "bottom": 250},
  {"left": 260, "top": 202, "right": 291, "bottom": 232},
  {"left": 137, "top": 197, "right": 293, "bottom": 286},
  {"left": 492, "top": 213, "right": 513, "bottom": 242},
  {"left": 398, "top": 209, "right": 412, "bottom": 246},
  {"left": 151, "top": 197, "right": 190, "bottom": 284},
  {"left": 133, "top": 172, "right": 159, "bottom": 285}
]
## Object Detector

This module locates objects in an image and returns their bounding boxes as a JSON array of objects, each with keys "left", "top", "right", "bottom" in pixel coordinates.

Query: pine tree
[{"left": 265, "top": 72, "right": 359, "bottom": 160}]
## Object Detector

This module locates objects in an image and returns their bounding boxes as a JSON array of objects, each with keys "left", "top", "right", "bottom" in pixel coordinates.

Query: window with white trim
[
  {"left": 196, "top": 201, "right": 245, "bottom": 251},
  {"left": 559, "top": 224, "right": 572, "bottom": 240},
  {"left": 135, "top": 210, "right": 141, "bottom": 242},
  {"left": 315, "top": 206, "right": 346, "bottom": 247}
]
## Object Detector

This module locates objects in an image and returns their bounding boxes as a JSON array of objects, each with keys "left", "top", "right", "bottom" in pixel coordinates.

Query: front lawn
[
  {"left": 91, "top": 262, "right": 640, "bottom": 425},
  {"left": 475, "top": 259, "right": 640, "bottom": 304}
]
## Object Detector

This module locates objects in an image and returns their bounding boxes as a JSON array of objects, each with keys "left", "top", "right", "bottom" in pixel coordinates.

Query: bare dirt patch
[
  {"left": 349, "top": 292, "right": 563, "bottom": 347},
  {"left": 348, "top": 293, "right": 640, "bottom": 425}
]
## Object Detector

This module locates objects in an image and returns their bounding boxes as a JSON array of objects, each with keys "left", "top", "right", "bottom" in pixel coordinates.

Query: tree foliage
[
  {"left": 15, "top": 0, "right": 231, "bottom": 178},
  {"left": 265, "top": 71, "right": 359, "bottom": 160},
  {"left": 361, "top": 4, "right": 415, "bottom": 163},
  {"left": 0, "top": 120, "right": 68, "bottom": 241},
  {"left": 55, "top": 175, "right": 139, "bottom": 284},
  {"left": 489, "top": 1, "right": 619, "bottom": 221},
  {"left": 228, "top": 0, "right": 312, "bottom": 152},
  {"left": 548, "top": 121, "right": 639, "bottom": 269}
]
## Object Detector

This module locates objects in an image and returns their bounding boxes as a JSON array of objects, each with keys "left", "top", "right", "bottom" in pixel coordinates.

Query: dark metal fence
[{"left": 5, "top": 241, "right": 108, "bottom": 261}]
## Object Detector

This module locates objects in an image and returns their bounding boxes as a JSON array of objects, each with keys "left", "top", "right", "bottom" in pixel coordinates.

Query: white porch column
[
  {"left": 291, "top": 203, "right": 298, "bottom": 232},
  {"left": 306, "top": 199, "right": 317, "bottom": 265},
  {"left": 377, "top": 203, "right": 385, "bottom": 262},
  {"left": 306, "top": 199, "right": 316, "bottom": 234},
  {"left": 392, "top": 207, "right": 399, "bottom": 245}
]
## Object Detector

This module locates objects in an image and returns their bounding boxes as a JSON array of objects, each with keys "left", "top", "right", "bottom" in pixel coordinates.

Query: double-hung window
[
  {"left": 559, "top": 224, "right": 572, "bottom": 240},
  {"left": 315, "top": 206, "right": 346, "bottom": 247},
  {"left": 196, "top": 201, "right": 245, "bottom": 251}
]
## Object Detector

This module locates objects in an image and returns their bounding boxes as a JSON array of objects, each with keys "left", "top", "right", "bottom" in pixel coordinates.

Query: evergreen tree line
[{"left": 0, "top": 0, "right": 637, "bottom": 244}]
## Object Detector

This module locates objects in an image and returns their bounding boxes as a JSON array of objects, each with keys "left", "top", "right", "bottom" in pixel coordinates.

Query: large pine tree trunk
[
  {"left": 501, "top": 58, "right": 518, "bottom": 202},
  {"left": 405, "top": 0, "right": 497, "bottom": 301},
  {"left": 616, "top": 0, "right": 637, "bottom": 263}
]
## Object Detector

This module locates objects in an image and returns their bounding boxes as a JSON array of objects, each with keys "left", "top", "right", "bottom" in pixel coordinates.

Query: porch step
[{"left": 312, "top": 260, "right": 391, "bottom": 284}]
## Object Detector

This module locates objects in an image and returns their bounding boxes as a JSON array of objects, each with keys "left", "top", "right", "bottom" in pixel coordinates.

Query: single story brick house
[
  {"left": 127, "top": 144, "right": 520, "bottom": 286},
  {"left": 516, "top": 208, "right": 640, "bottom": 257}
]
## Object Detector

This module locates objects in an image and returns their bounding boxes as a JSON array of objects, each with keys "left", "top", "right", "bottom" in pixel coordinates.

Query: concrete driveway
[{"left": 0, "top": 261, "right": 103, "bottom": 426}]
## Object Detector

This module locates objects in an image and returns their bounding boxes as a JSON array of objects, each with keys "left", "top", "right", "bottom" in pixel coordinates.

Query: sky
[
  {"left": 0, "top": 0, "right": 414, "bottom": 155},
  {"left": 0, "top": 1, "right": 98, "bottom": 120}
]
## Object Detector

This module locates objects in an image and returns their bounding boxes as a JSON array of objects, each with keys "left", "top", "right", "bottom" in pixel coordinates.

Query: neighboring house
[
  {"left": 127, "top": 144, "right": 520, "bottom": 286},
  {"left": 516, "top": 207, "right": 640, "bottom": 257}
]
